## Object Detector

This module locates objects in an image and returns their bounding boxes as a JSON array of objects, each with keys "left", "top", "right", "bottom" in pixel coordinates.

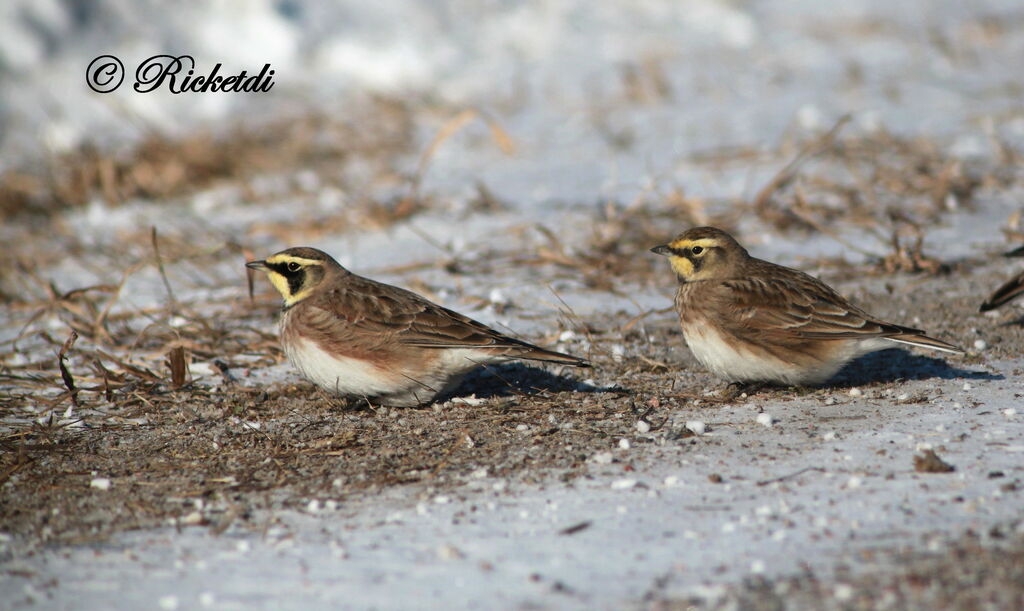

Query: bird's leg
[{"left": 721, "top": 381, "right": 769, "bottom": 401}]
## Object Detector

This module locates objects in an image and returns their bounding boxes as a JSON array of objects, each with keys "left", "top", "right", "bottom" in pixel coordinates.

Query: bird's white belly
[
  {"left": 682, "top": 323, "right": 805, "bottom": 384},
  {"left": 283, "top": 335, "right": 502, "bottom": 405},
  {"left": 284, "top": 336, "right": 400, "bottom": 397}
]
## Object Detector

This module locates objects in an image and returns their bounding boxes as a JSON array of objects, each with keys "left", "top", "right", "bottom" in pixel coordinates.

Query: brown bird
[
  {"left": 247, "top": 247, "right": 588, "bottom": 406},
  {"left": 979, "top": 245, "right": 1024, "bottom": 312},
  {"left": 651, "top": 227, "right": 963, "bottom": 386}
]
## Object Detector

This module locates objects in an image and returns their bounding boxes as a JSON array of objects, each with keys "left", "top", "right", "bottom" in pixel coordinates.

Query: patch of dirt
[{"left": 652, "top": 529, "right": 1024, "bottom": 610}]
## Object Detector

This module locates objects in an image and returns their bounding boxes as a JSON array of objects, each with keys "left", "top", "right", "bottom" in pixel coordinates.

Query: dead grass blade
[
  {"left": 151, "top": 226, "right": 179, "bottom": 316},
  {"left": 167, "top": 346, "right": 188, "bottom": 389},
  {"left": 753, "top": 114, "right": 851, "bottom": 212},
  {"left": 57, "top": 330, "right": 80, "bottom": 409}
]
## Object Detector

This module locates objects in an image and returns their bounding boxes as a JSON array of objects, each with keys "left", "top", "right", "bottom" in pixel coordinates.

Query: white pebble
[
  {"left": 471, "top": 467, "right": 489, "bottom": 479},
  {"left": 974, "top": 339, "right": 987, "bottom": 351},
  {"left": 824, "top": 397, "right": 836, "bottom": 406},
  {"left": 963, "top": 382, "right": 973, "bottom": 391},
  {"left": 635, "top": 420, "right": 651, "bottom": 434},
  {"left": 896, "top": 393, "right": 910, "bottom": 401},
  {"left": 515, "top": 424, "right": 529, "bottom": 432},
  {"left": 845, "top": 476, "right": 863, "bottom": 489},
  {"left": 90, "top": 478, "right": 112, "bottom": 491},
  {"left": 199, "top": 593, "right": 216, "bottom": 608},
  {"left": 158, "top": 596, "right": 179, "bottom": 610},
  {"left": 750, "top": 560, "right": 766, "bottom": 574},
  {"left": 685, "top": 421, "right": 706, "bottom": 436},
  {"left": 834, "top": 584, "right": 854, "bottom": 602},
  {"left": 755, "top": 413, "right": 774, "bottom": 427},
  {"left": 181, "top": 512, "right": 203, "bottom": 526},
  {"left": 611, "top": 478, "right": 637, "bottom": 490},
  {"left": 848, "top": 388, "right": 862, "bottom": 397},
  {"left": 436, "top": 544, "right": 463, "bottom": 560},
  {"left": 591, "top": 451, "right": 614, "bottom": 464},
  {"left": 823, "top": 431, "right": 837, "bottom": 441},
  {"left": 618, "top": 438, "right": 631, "bottom": 450},
  {"left": 434, "top": 495, "right": 451, "bottom": 504},
  {"left": 558, "top": 330, "right": 577, "bottom": 342},
  {"left": 1004, "top": 408, "right": 1017, "bottom": 418},
  {"left": 663, "top": 475, "right": 680, "bottom": 487},
  {"left": 488, "top": 288, "right": 508, "bottom": 306},
  {"left": 306, "top": 499, "right": 321, "bottom": 513}
]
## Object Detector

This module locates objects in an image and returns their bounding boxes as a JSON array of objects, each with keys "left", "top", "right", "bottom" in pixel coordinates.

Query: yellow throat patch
[
  {"left": 666, "top": 237, "right": 719, "bottom": 281},
  {"left": 263, "top": 254, "right": 323, "bottom": 306}
]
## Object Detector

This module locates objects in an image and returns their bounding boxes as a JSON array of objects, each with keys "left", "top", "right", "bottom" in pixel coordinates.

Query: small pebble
[
  {"left": 963, "top": 382, "right": 973, "bottom": 391},
  {"left": 306, "top": 500, "right": 321, "bottom": 513},
  {"left": 896, "top": 393, "right": 910, "bottom": 401},
  {"left": 90, "top": 478, "right": 112, "bottom": 491},
  {"left": 834, "top": 584, "right": 854, "bottom": 602},
  {"left": 848, "top": 388, "right": 862, "bottom": 397},
  {"left": 611, "top": 478, "right": 637, "bottom": 490},
  {"left": 663, "top": 475, "right": 680, "bottom": 487},
  {"left": 974, "top": 339, "right": 987, "bottom": 351},
  {"left": 591, "top": 451, "right": 614, "bottom": 464},
  {"left": 755, "top": 413, "right": 774, "bottom": 427},
  {"left": 618, "top": 438, "right": 631, "bottom": 450},
  {"left": 845, "top": 476, "right": 863, "bottom": 489},
  {"left": 436, "top": 544, "right": 463, "bottom": 560},
  {"left": 685, "top": 421, "right": 706, "bottom": 436},
  {"left": 824, "top": 397, "right": 836, "bottom": 406},
  {"left": 823, "top": 431, "right": 837, "bottom": 441},
  {"left": 635, "top": 420, "right": 651, "bottom": 434},
  {"left": 158, "top": 596, "right": 179, "bottom": 611},
  {"left": 1004, "top": 408, "right": 1017, "bottom": 418}
]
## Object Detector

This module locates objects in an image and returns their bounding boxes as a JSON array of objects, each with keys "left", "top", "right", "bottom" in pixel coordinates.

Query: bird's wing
[
  {"left": 300, "top": 276, "right": 584, "bottom": 366},
  {"left": 715, "top": 272, "right": 915, "bottom": 341}
]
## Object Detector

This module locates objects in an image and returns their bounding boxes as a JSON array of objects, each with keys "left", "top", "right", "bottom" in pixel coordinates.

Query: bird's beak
[
  {"left": 245, "top": 259, "right": 268, "bottom": 271},
  {"left": 1004, "top": 245, "right": 1024, "bottom": 258},
  {"left": 650, "top": 245, "right": 671, "bottom": 257}
]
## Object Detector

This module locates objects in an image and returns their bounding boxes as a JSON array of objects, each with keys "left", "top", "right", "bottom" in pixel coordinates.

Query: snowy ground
[{"left": 2, "top": 0, "right": 1024, "bottom": 609}]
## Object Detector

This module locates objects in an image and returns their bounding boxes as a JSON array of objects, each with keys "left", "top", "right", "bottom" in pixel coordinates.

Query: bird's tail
[
  {"left": 980, "top": 274, "right": 1024, "bottom": 312},
  {"left": 886, "top": 333, "right": 964, "bottom": 355},
  {"left": 517, "top": 345, "right": 591, "bottom": 367}
]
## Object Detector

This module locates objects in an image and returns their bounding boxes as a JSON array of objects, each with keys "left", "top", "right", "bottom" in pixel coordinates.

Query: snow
[
  {"left": 7, "top": 368, "right": 1024, "bottom": 608},
  {"left": 4, "top": 0, "right": 1024, "bottom": 607}
]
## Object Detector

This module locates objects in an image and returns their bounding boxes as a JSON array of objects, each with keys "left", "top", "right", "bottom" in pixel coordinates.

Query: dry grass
[{"left": 0, "top": 98, "right": 415, "bottom": 220}]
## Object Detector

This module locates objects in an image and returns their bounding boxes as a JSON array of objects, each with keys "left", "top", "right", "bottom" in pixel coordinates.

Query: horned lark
[
  {"left": 651, "top": 227, "right": 963, "bottom": 386},
  {"left": 979, "top": 245, "right": 1024, "bottom": 312},
  {"left": 246, "top": 247, "right": 588, "bottom": 407}
]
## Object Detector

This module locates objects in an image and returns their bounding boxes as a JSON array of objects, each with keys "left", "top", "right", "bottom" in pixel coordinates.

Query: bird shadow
[
  {"left": 824, "top": 348, "right": 1002, "bottom": 388},
  {"left": 447, "top": 362, "right": 610, "bottom": 401}
]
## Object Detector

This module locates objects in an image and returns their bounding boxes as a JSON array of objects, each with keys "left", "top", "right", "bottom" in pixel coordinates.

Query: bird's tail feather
[{"left": 886, "top": 334, "right": 963, "bottom": 355}]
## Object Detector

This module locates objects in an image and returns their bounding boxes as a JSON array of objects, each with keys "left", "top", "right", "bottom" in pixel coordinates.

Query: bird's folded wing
[
  {"left": 304, "top": 283, "right": 529, "bottom": 350},
  {"left": 719, "top": 277, "right": 916, "bottom": 340}
]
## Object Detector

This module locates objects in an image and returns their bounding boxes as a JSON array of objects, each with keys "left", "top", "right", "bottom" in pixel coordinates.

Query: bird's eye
[
  {"left": 287, "top": 262, "right": 301, "bottom": 272},
  {"left": 691, "top": 246, "right": 704, "bottom": 256}
]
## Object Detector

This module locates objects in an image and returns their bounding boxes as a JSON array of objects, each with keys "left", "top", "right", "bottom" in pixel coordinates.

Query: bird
[
  {"left": 979, "top": 245, "right": 1024, "bottom": 312},
  {"left": 246, "top": 247, "right": 588, "bottom": 407},
  {"left": 650, "top": 226, "right": 963, "bottom": 386}
]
